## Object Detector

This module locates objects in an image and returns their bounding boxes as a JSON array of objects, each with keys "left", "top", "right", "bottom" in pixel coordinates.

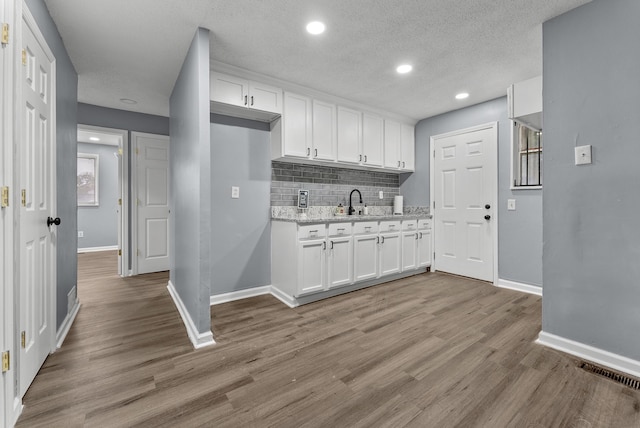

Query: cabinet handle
[
  {"left": 419, "top": 232, "right": 423, "bottom": 239},
  {"left": 415, "top": 233, "right": 419, "bottom": 240},
  {"left": 397, "top": 161, "right": 401, "bottom": 168},
  {"left": 402, "top": 161, "right": 406, "bottom": 168},
  {"left": 244, "top": 95, "right": 248, "bottom": 106},
  {"left": 315, "top": 148, "right": 318, "bottom": 157},
  {"left": 309, "top": 229, "right": 318, "bottom": 233},
  {"left": 322, "top": 241, "right": 327, "bottom": 250},
  {"left": 381, "top": 236, "right": 385, "bottom": 244},
  {"left": 307, "top": 147, "right": 310, "bottom": 156},
  {"left": 389, "top": 224, "right": 395, "bottom": 229},
  {"left": 364, "top": 155, "right": 367, "bottom": 163},
  {"left": 330, "top": 241, "right": 334, "bottom": 249},
  {"left": 251, "top": 96, "right": 254, "bottom": 106},
  {"left": 359, "top": 154, "right": 363, "bottom": 162}
]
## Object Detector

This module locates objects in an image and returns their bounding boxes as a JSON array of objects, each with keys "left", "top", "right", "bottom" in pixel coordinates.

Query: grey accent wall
[
  {"left": 26, "top": 0, "right": 79, "bottom": 328},
  {"left": 272, "top": 162, "right": 400, "bottom": 207},
  {"left": 542, "top": 0, "right": 640, "bottom": 359},
  {"left": 210, "top": 119, "right": 271, "bottom": 295},
  {"left": 77, "top": 143, "right": 118, "bottom": 249},
  {"left": 401, "top": 97, "right": 542, "bottom": 286},
  {"left": 169, "top": 28, "right": 211, "bottom": 334}
]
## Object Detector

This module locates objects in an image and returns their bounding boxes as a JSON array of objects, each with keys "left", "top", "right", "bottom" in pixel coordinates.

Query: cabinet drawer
[
  {"left": 298, "top": 224, "right": 326, "bottom": 240},
  {"left": 402, "top": 220, "right": 417, "bottom": 231},
  {"left": 418, "top": 219, "right": 431, "bottom": 230},
  {"left": 328, "top": 223, "right": 352, "bottom": 237},
  {"left": 379, "top": 221, "right": 401, "bottom": 233},
  {"left": 353, "top": 221, "right": 379, "bottom": 235}
]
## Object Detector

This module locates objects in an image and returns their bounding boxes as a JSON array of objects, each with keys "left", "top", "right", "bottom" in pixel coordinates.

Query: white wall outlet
[
  {"left": 575, "top": 145, "right": 592, "bottom": 165},
  {"left": 379, "top": 191, "right": 384, "bottom": 199},
  {"left": 507, "top": 199, "right": 516, "bottom": 211},
  {"left": 78, "top": 231, "right": 84, "bottom": 238},
  {"left": 231, "top": 186, "right": 240, "bottom": 199}
]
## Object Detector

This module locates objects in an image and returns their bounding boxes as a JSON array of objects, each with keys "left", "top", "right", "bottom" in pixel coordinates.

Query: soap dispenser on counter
[{"left": 335, "top": 203, "right": 345, "bottom": 216}]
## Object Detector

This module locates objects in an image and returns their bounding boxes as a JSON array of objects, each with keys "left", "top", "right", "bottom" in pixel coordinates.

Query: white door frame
[
  {"left": 77, "top": 124, "right": 130, "bottom": 276},
  {"left": 429, "top": 121, "right": 499, "bottom": 285}
]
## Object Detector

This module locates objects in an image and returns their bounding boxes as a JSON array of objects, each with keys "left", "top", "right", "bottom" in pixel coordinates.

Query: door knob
[
  {"left": 47, "top": 216, "right": 61, "bottom": 227},
  {"left": 485, "top": 204, "right": 491, "bottom": 209},
  {"left": 484, "top": 215, "right": 491, "bottom": 220}
]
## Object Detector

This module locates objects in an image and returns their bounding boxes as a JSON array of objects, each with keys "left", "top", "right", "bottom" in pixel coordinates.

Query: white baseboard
[
  {"left": 537, "top": 331, "right": 640, "bottom": 379},
  {"left": 77, "top": 245, "right": 118, "bottom": 254},
  {"left": 210, "top": 285, "right": 272, "bottom": 306},
  {"left": 269, "top": 286, "right": 298, "bottom": 308},
  {"left": 56, "top": 300, "right": 81, "bottom": 349},
  {"left": 167, "top": 281, "right": 215, "bottom": 349},
  {"left": 497, "top": 278, "right": 542, "bottom": 296}
]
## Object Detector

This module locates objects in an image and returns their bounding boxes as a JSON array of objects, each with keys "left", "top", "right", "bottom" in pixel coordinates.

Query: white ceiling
[{"left": 44, "top": 0, "right": 591, "bottom": 121}]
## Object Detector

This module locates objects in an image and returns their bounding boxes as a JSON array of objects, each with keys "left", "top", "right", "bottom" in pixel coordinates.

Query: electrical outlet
[
  {"left": 78, "top": 231, "right": 84, "bottom": 238},
  {"left": 379, "top": 191, "right": 384, "bottom": 199},
  {"left": 231, "top": 186, "right": 239, "bottom": 199},
  {"left": 507, "top": 199, "right": 516, "bottom": 211}
]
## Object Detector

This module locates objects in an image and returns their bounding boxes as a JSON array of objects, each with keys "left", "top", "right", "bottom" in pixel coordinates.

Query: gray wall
[
  {"left": 210, "top": 119, "right": 271, "bottom": 294},
  {"left": 169, "top": 28, "right": 211, "bottom": 334},
  {"left": 25, "top": 0, "right": 79, "bottom": 328},
  {"left": 542, "top": 0, "right": 640, "bottom": 359},
  {"left": 401, "top": 97, "right": 542, "bottom": 287},
  {"left": 77, "top": 143, "right": 118, "bottom": 249}
]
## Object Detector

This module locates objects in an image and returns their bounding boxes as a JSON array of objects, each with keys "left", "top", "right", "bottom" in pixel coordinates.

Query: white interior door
[
  {"left": 432, "top": 124, "right": 497, "bottom": 282},
  {"left": 134, "top": 132, "right": 170, "bottom": 274},
  {"left": 19, "top": 7, "right": 56, "bottom": 397}
]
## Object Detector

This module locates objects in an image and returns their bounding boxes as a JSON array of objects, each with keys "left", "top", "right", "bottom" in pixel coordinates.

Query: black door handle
[
  {"left": 485, "top": 204, "right": 491, "bottom": 209},
  {"left": 484, "top": 215, "right": 491, "bottom": 220},
  {"left": 47, "top": 216, "right": 61, "bottom": 227}
]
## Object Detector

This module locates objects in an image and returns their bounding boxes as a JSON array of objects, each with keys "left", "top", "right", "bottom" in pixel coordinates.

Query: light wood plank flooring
[{"left": 16, "top": 251, "right": 640, "bottom": 427}]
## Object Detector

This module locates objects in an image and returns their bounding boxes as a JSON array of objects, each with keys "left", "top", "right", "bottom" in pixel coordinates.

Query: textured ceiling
[{"left": 44, "top": 0, "right": 591, "bottom": 121}]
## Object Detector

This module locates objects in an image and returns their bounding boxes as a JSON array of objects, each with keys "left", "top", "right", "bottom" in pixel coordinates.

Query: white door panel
[
  {"left": 134, "top": 133, "right": 170, "bottom": 274},
  {"left": 433, "top": 125, "right": 496, "bottom": 282}
]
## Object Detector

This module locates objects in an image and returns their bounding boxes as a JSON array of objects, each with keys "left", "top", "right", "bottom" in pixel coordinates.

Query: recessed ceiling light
[
  {"left": 396, "top": 64, "right": 413, "bottom": 74},
  {"left": 120, "top": 98, "right": 137, "bottom": 105},
  {"left": 306, "top": 21, "right": 325, "bottom": 35},
  {"left": 89, "top": 137, "right": 100, "bottom": 142},
  {"left": 455, "top": 92, "right": 469, "bottom": 100}
]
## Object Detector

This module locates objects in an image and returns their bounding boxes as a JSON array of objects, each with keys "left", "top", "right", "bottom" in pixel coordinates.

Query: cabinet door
[
  {"left": 362, "top": 113, "right": 383, "bottom": 167},
  {"left": 249, "top": 81, "right": 282, "bottom": 114},
  {"left": 283, "top": 92, "right": 312, "bottom": 158},
  {"left": 353, "top": 234, "right": 378, "bottom": 282},
  {"left": 401, "top": 124, "right": 415, "bottom": 171},
  {"left": 312, "top": 100, "right": 336, "bottom": 161},
  {"left": 384, "top": 120, "right": 401, "bottom": 169},
  {"left": 379, "top": 233, "right": 401, "bottom": 276},
  {"left": 337, "top": 106, "right": 362, "bottom": 164},
  {"left": 211, "top": 72, "right": 248, "bottom": 108},
  {"left": 418, "top": 230, "right": 432, "bottom": 268},
  {"left": 402, "top": 231, "right": 418, "bottom": 271},
  {"left": 298, "top": 239, "right": 326, "bottom": 296},
  {"left": 328, "top": 236, "right": 353, "bottom": 288}
]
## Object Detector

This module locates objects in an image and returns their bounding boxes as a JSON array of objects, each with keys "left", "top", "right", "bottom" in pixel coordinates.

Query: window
[
  {"left": 512, "top": 121, "right": 542, "bottom": 188},
  {"left": 77, "top": 153, "right": 99, "bottom": 206}
]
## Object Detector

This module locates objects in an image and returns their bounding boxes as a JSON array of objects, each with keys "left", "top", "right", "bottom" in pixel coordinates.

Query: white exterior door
[
  {"left": 134, "top": 133, "right": 170, "bottom": 274},
  {"left": 432, "top": 124, "right": 497, "bottom": 282},
  {"left": 19, "top": 8, "right": 56, "bottom": 397}
]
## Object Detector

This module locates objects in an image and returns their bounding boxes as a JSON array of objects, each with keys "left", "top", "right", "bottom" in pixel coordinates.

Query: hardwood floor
[{"left": 16, "top": 251, "right": 640, "bottom": 427}]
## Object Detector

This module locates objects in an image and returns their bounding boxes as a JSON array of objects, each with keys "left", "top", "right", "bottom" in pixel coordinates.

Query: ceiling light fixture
[
  {"left": 396, "top": 64, "right": 412, "bottom": 74},
  {"left": 89, "top": 137, "right": 100, "bottom": 141},
  {"left": 455, "top": 92, "right": 469, "bottom": 100},
  {"left": 120, "top": 98, "right": 137, "bottom": 105},
  {"left": 306, "top": 21, "right": 325, "bottom": 35}
]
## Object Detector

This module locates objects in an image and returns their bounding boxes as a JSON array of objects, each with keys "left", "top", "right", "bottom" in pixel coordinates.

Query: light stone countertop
[{"left": 271, "top": 213, "right": 432, "bottom": 224}]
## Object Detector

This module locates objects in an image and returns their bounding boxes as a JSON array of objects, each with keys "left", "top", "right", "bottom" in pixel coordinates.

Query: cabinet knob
[
  {"left": 484, "top": 215, "right": 491, "bottom": 220},
  {"left": 485, "top": 204, "right": 491, "bottom": 209}
]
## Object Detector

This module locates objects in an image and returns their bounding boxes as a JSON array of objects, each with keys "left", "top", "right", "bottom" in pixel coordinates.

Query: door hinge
[
  {"left": 135, "top": 147, "right": 139, "bottom": 155},
  {"left": 1, "top": 350, "right": 9, "bottom": 372},
  {"left": 21, "top": 189, "right": 26, "bottom": 207},
  {"left": 118, "top": 249, "right": 122, "bottom": 256},
  {"left": 118, "top": 198, "right": 122, "bottom": 206},
  {"left": 1, "top": 186, "right": 9, "bottom": 207},
  {"left": 1, "top": 23, "right": 9, "bottom": 45},
  {"left": 432, "top": 201, "right": 435, "bottom": 209},
  {"left": 21, "top": 331, "right": 26, "bottom": 348},
  {"left": 21, "top": 48, "right": 27, "bottom": 65}
]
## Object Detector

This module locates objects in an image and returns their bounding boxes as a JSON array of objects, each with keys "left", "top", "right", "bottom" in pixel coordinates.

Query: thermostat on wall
[{"left": 298, "top": 190, "right": 309, "bottom": 209}]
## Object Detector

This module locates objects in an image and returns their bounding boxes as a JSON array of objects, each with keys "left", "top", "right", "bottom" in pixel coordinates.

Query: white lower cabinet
[
  {"left": 298, "top": 238, "right": 326, "bottom": 296},
  {"left": 354, "top": 233, "right": 379, "bottom": 282},
  {"left": 417, "top": 222, "right": 432, "bottom": 268},
  {"left": 379, "top": 232, "right": 401, "bottom": 276},
  {"left": 327, "top": 235, "right": 353, "bottom": 288},
  {"left": 402, "top": 230, "right": 418, "bottom": 271}
]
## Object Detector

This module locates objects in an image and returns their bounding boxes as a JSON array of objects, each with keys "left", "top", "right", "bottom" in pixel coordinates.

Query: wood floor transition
[{"left": 15, "top": 251, "right": 640, "bottom": 427}]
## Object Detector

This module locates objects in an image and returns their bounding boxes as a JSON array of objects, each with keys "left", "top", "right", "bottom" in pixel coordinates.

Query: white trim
[
  {"left": 77, "top": 245, "right": 118, "bottom": 254},
  {"left": 497, "top": 278, "right": 542, "bottom": 296},
  {"left": 167, "top": 281, "right": 215, "bottom": 349},
  {"left": 210, "top": 286, "right": 271, "bottom": 306},
  {"left": 429, "top": 122, "right": 499, "bottom": 285},
  {"left": 55, "top": 300, "right": 81, "bottom": 349},
  {"left": 537, "top": 331, "right": 640, "bottom": 380},
  {"left": 269, "top": 286, "right": 298, "bottom": 308}
]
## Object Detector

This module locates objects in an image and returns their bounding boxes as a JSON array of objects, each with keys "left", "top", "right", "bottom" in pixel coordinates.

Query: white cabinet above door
[
  {"left": 210, "top": 72, "right": 282, "bottom": 121},
  {"left": 211, "top": 72, "right": 247, "bottom": 108}
]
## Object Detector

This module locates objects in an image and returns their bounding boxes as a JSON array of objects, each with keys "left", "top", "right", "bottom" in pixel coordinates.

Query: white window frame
[
  {"left": 510, "top": 120, "right": 542, "bottom": 190},
  {"left": 77, "top": 153, "right": 100, "bottom": 206}
]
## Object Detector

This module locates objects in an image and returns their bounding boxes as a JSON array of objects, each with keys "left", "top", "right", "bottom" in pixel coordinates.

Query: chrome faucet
[{"left": 348, "top": 189, "right": 362, "bottom": 215}]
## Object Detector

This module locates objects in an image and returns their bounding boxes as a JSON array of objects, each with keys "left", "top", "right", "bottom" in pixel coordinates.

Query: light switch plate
[
  {"left": 78, "top": 231, "right": 84, "bottom": 238},
  {"left": 507, "top": 199, "right": 516, "bottom": 211},
  {"left": 379, "top": 191, "right": 384, "bottom": 199},
  {"left": 575, "top": 145, "right": 592, "bottom": 165},
  {"left": 231, "top": 186, "right": 239, "bottom": 199}
]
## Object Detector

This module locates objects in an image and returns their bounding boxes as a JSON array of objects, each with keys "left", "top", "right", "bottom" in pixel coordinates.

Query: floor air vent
[{"left": 580, "top": 362, "right": 640, "bottom": 390}]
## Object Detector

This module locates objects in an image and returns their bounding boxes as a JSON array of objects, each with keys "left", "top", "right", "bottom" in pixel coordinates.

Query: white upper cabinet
[
  {"left": 282, "top": 92, "right": 313, "bottom": 159},
  {"left": 362, "top": 113, "right": 383, "bottom": 167},
  {"left": 400, "top": 123, "right": 415, "bottom": 171},
  {"left": 384, "top": 120, "right": 402, "bottom": 169},
  {"left": 210, "top": 72, "right": 282, "bottom": 118},
  {"left": 337, "top": 106, "right": 362, "bottom": 164},
  {"left": 312, "top": 100, "right": 337, "bottom": 161}
]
